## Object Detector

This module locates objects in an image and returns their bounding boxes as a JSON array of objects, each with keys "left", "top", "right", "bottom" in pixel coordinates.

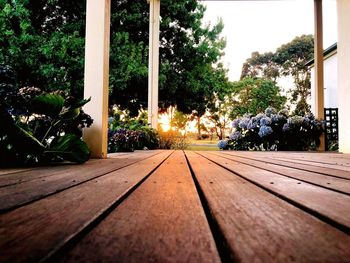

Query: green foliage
[
  {"left": 0, "top": 1, "right": 85, "bottom": 95},
  {"left": 241, "top": 35, "right": 314, "bottom": 114},
  {"left": 229, "top": 77, "right": 286, "bottom": 119},
  {"left": 0, "top": 68, "right": 93, "bottom": 166},
  {"left": 45, "top": 134, "right": 90, "bottom": 164},
  {"left": 170, "top": 110, "right": 188, "bottom": 132},
  {"left": 1, "top": 0, "right": 230, "bottom": 116},
  {"left": 218, "top": 107, "right": 323, "bottom": 151},
  {"left": 158, "top": 130, "right": 189, "bottom": 150},
  {"left": 207, "top": 94, "right": 233, "bottom": 140},
  {"left": 108, "top": 110, "right": 159, "bottom": 152}
]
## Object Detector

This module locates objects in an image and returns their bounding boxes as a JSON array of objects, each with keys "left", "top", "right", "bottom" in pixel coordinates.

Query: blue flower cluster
[
  {"left": 229, "top": 131, "right": 242, "bottom": 140},
  {"left": 218, "top": 140, "right": 228, "bottom": 149},
  {"left": 258, "top": 126, "right": 273, "bottom": 137},
  {"left": 265, "top": 107, "right": 277, "bottom": 116},
  {"left": 260, "top": 117, "right": 272, "bottom": 126},
  {"left": 220, "top": 107, "right": 323, "bottom": 151}
]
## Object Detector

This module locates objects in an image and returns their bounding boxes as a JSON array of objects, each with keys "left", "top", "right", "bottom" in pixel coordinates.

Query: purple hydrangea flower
[
  {"left": 255, "top": 113, "right": 265, "bottom": 121},
  {"left": 265, "top": 107, "right": 276, "bottom": 117},
  {"left": 247, "top": 119, "right": 258, "bottom": 130},
  {"left": 239, "top": 117, "right": 250, "bottom": 129},
  {"left": 231, "top": 119, "right": 240, "bottom": 129},
  {"left": 258, "top": 125, "right": 273, "bottom": 137},
  {"left": 271, "top": 114, "right": 286, "bottom": 123},
  {"left": 229, "top": 131, "right": 242, "bottom": 140},
  {"left": 260, "top": 117, "right": 272, "bottom": 126},
  {"left": 218, "top": 140, "right": 228, "bottom": 149}
]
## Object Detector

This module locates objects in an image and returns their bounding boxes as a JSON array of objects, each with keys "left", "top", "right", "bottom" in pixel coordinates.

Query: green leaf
[
  {"left": 31, "top": 94, "right": 65, "bottom": 117},
  {"left": 72, "top": 97, "right": 91, "bottom": 108},
  {"left": 46, "top": 134, "right": 90, "bottom": 163},
  {"left": 59, "top": 97, "right": 91, "bottom": 120},
  {"left": 0, "top": 105, "right": 45, "bottom": 154}
]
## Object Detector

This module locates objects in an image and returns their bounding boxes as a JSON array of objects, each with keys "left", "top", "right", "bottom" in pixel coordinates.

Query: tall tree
[
  {"left": 0, "top": 0, "right": 86, "bottom": 94},
  {"left": 229, "top": 77, "right": 286, "bottom": 119},
  {"left": 241, "top": 35, "right": 314, "bottom": 115},
  {"left": 274, "top": 34, "right": 314, "bottom": 115},
  {"left": 1, "top": 0, "right": 229, "bottom": 117}
]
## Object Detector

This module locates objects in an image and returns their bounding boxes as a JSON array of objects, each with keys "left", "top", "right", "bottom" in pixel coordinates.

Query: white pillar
[
  {"left": 148, "top": 0, "right": 160, "bottom": 128},
  {"left": 314, "top": 0, "right": 325, "bottom": 151},
  {"left": 83, "top": 0, "right": 111, "bottom": 158},
  {"left": 337, "top": 0, "right": 350, "bottom": 153}
]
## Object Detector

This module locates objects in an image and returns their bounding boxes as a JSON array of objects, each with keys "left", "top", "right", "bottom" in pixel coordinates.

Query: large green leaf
[
  {"left": 45, "top": 134, "right": 90, "bottom": 163},
  {"left": 0, "top": 105, "right": 45, "bottom": 154},
  {"left": 59, "top": 97, "right": 91, "bottom": 120},
  {"left": 31, "top": 94, "right": 65, "bottom": 117}
]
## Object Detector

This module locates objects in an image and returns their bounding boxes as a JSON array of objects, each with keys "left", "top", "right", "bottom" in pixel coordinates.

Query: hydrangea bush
[
  {"left": 108, "top": 112, "right": 159, "bottom": 152},
  {"left": 218, "top": 107, "right": 323, "bottom": 151}
]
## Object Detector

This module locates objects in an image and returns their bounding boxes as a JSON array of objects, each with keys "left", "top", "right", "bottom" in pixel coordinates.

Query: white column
[
  {"left": 148, "top": 0, "right": 160, "bottom": 128},
  {"left": 337, "top": 0, "right": 350, "bottom": 153},
  {"left": 314, "top": 0, "right": 325, "bottom": 151},
  {"left": 83, "top": 0, "right": 111, "bottom": 158}
]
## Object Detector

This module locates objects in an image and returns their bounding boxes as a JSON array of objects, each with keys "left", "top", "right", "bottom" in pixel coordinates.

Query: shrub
[
  {"left": 158, "top": 130, "right": 189, "bottom": 150},
  {"left": 108, "top": 111, "right": 159, "bottom": 152},
  {"left": 0, "top": 65, "right": 93, "bottom": 166},
  {"left": 218, "top": 107, "right": 324, "bottom": 151}
]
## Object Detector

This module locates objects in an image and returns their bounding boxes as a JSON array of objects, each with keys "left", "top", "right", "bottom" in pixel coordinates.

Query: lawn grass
[{"left": 187, "top": 145, "right": 219, "bottom": 151}]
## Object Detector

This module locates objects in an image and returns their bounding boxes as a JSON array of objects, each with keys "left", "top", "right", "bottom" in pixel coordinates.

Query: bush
[
  {"left": 158, "top": 130, "right": 189, "bottom": 150},
  {"left": 218, "top": 107, "right": 323, "bottom": 151},
  {"left": 0, "top": 65, "right": 93, "bottom": 166},
  {"left": 108, "top": 111, "right": 159, "bottom": 152}
]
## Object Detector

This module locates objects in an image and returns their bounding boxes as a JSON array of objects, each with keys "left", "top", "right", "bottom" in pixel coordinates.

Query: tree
[
  {"left": 0, "top": 1, "right": 86, "bottom": 95},
  {"left": 241, "top": 35, "right": 314, "bottom": 115},
  {"left": 240, "top": 51, "right": 279, "bottom": 82},
  {"left": 170, "top": 110, "right": 188, "bottom": 134},
  {"left": 229, "top": 77, "right": 286, "bottom": 119},
  {"left": 1, "top": 0, "right": 229, "bottom": 118},
  {"left": 207, "top": 94, "right": 232, "bottom": 140},
  {"left": 275, "top": 35, "right": 314, "bottom": 115}
]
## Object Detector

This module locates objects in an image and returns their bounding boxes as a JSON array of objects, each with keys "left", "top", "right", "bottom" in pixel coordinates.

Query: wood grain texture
[
  {"left": 186, "top": 151, "right": 350, "bottom": 262},
  {"left": 270, "top": 156, "right": 350, "bottom": 171},
  {"left": 0, "top": 150, "right": 164, "bottom": 212},
  {"left": 0, "top": 151, "right": 159, "bottom": 188},
  {"left": 212, "top": 151, "right": 350, "bottom": 194},
  {"left": 227, "top": 151, "right": 350, "bottom": 180},
  {"left": 0, "top": 168, "right": 33, "bottom": 176},
  {"left": 198, "top": 151, "right": 350, "bottom": 230},
  {"left": 0, "top": 151, "right": 172, "bottom": 263},
  {"left": 60, "top": 151, "right": 220, "bottom": 263}
]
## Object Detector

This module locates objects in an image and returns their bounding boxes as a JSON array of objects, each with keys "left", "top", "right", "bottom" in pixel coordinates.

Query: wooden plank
[
  {"left": 212, "top": 151, "right": 350, "bottom": 194},
  {"left": 253, "top": 152, "right": 350, "bottom": 167},
  {"left": 269, "top": 156, "right": 350, "bottom": 172},
  {"left": 198, "top": 151, "right": 350, "bottom": 231},
  {"left": 0, "top": 150, "right": 165, "bottom": 212},
  {"left": 0, "top": 159, "right": 101, "bottom": 188},
  {"left": 227, "top": 151, "right": 350, "bottom": 180},
  {"left": 0, "top": 168, "right": 34, "bottom": 176},
  {"left": 185, "top": 151, "right": 350, "bottom": 262},
  {"left": 0, "top": 151, "right": 172, "bottom": 263},
  {"left": 0, "top": 151, "right": 159, "bottom": 188},
  {"left": 59, "top": 151, "right": 220, "bottom": 263}
]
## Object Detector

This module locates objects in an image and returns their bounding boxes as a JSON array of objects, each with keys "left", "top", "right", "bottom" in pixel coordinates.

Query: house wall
[
  {"left": 310, "top": 53, "right": 338, "bottom": 114},
  {"left": 338, "top": 0, "right": 350, "bottom": 153}
]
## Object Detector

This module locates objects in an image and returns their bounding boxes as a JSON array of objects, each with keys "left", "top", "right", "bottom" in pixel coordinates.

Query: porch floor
[{"left": 1, "top": 150, "right": 350, "bottom": 262}]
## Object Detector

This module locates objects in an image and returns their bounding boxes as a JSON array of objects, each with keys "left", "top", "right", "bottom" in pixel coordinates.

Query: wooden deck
[{"left": 1, "top": 150, "right": 350, "bottom": 262}]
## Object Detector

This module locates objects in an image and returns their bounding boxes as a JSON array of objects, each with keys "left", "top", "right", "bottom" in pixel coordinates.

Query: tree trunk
[{"left": 197, "top": 116, "right": 201, "bottom": 140}]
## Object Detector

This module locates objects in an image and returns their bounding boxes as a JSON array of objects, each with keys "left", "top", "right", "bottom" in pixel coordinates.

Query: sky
[{"left": 202, "top": 0, "right": 338, "bottom": 81}]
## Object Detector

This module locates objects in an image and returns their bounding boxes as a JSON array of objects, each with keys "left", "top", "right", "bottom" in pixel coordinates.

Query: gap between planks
[
  {"left": 185, "top": 151, "right": 350, "bottom": 262},
  {"left": 0, "top": 151, "right": 173, "bottom": 263}
]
